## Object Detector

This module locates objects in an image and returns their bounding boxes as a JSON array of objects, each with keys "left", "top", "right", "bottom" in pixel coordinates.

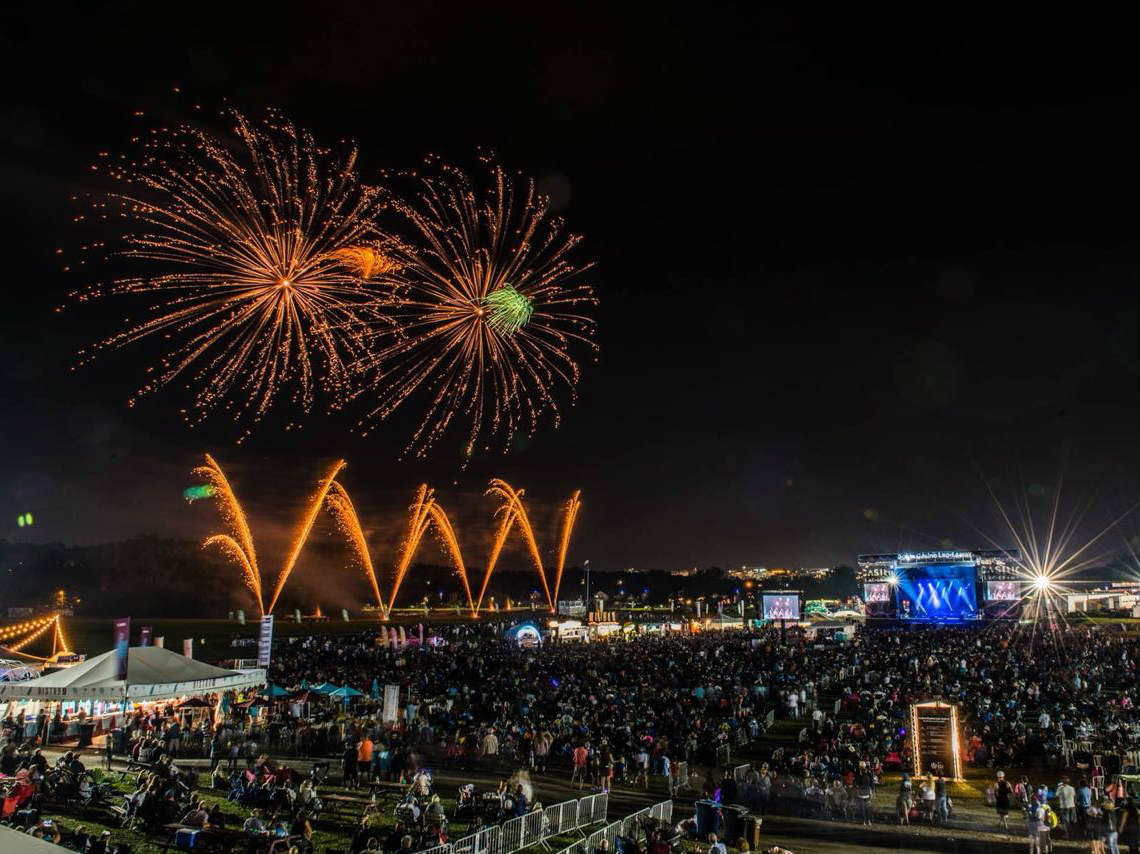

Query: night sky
[{"left": 1, "top": 4, "right": 1136, "bottom": 573}]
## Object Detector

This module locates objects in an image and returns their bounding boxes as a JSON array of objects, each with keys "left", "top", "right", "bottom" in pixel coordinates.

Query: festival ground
[{"left": 33, "top": 718, "right": 1099, "bottom": 854}]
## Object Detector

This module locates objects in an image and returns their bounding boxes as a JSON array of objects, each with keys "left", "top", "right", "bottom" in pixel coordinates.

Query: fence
[
  {"left": 449, "top": 792, "right": 609, "bottom": 854},
  {"left": 445, "top": 800, "right": 669, "bottom": 854},
  {"left": 576, "top": 792, "right": 609, "bottom": 826},
  {"left": 715, "top": 743, "right": 731, "bottom": 766}
]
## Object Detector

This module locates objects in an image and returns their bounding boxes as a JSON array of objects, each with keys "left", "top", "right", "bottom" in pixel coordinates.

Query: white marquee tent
[{"left": 0, "top": 645, "right": 265, "bottom": 703}]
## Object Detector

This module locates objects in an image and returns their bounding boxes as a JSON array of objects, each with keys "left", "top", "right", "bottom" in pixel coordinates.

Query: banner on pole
[
  {"left": 112, "top": 617, "right": 130, "bottom": 680},
  {"left": 382, "top": 684, "right": 400, "bottom": 723},
  {"left": 139, "top": 626, "right": 152, "bottom": 646},
  {"left": 183, "top": 638, "right": 193, "bottom": 659},
  {"left": 257, "top": 615, "right": 274, "bottom": 667}
]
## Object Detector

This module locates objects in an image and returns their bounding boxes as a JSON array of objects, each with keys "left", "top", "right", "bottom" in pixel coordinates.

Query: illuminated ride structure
[
  {"left": 0, "top": 613, "right": 75, "bottom": 666},
  {"left": 857, "top": 550, "right": 1021, "bottom": 622}
]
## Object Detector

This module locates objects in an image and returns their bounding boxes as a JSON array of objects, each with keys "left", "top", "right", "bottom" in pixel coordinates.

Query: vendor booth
[{"left": 0, "top": 645, "right": 266, "bottom": 744}]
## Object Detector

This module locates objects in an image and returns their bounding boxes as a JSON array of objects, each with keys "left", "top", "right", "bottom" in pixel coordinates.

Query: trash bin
[
  {"left": 77, "top": 722, "right": 95, "bottom": 748},
  {"left": 723, "top": 804, "right": 748, "bottom": 842},
  {"left": 694, "top": 799, "right": 722, "bottom": 838}
]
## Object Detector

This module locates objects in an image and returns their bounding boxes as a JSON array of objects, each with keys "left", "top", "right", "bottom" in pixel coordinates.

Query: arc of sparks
[
  {"left": 552, "top": 490, "right": 582, "bottom": 604},
  {"left": 194, "top": 454, "right": 263, "bottom": 614},
  {"left": 325, "top": 482, "right": 384, "bottom": 612},
  {"left": 387, "top": 485, "right": 474, "bottom": 616},
  {"left": 203, "top": 534, "right": 262, "bottom": 603},
  {"left": 476, "top": 500, "right": 520, "bottom": 614},
  {"left": 266, "top": 459, "right": 347, "bottom": 614},
  {"left": 484, "top": 479, "right": 554, "bottom": 611}
]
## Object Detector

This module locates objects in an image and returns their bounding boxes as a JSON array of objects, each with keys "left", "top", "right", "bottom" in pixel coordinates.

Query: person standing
[
  {"left": 1027, "top": 801, "right": 1045, "bottom": 854},
  {"left": 342, "top": 741, "right": 359, "bottom": 788},
  {"left": 995, "top": 770, "right": 1014, "bottom": 831},
  {"left": 935, "top": 774, "right": 949, "bottom": 825},
  {"left": 1036, "top": 801, "right": 1056, "bottom": 854},
  {"left": 357, "top": 734, "right": 374, "bottom": 784},
  {"left": 1057, "top": 778, "right": 1076, "bottom": 835},
  {"left": 1077, "top": 780, "right": 1094, "bottom": 839},
  {"left": 571, "top": 743, "right": 589, "bottom": 789},
  {"left": 897, "top": 772, "right": 913, "bottom": 825},
  {"left": 1098, "top": 799, "right": 1118, "bottom": 854},
  {"left": 1118, "top": 796, "right": 1139, "bottom": 854}
]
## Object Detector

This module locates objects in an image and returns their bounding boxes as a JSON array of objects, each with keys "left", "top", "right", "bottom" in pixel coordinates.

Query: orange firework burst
[
  {"left": 354, "top": 155, "right": 598, "bottom": 460},
  {"left": 74, "top": 109, "right": 395, "bottom": 431}
]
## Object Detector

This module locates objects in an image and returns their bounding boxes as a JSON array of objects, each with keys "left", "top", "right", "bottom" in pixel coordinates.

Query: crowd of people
[{"left": 3, "top": 619, "right": 1140, "bottom": 854}]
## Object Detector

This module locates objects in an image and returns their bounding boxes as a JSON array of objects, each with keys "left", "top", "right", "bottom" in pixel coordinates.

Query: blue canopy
[
  {"left": 312, "top": 681, "right": 340, "bottom": 694},
  {"left": 329, "top": 684, "right": 364, "bottom": 698},
  {"left": 371, "top": 678, "right": 380, "bottom": 700},
  {"left": 263, "top": 683, "right": 289, "bottom": 698}
]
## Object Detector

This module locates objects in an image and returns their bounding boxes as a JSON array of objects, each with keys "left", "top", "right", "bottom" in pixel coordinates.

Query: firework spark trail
[
  {"left": 266, "top": 459, "right": 347, "bottom": 614},
  {"left": 203, "top": 534, "right": 262, "bottom": 603},
  {"left": 552, "top": 490, "right": 582, "bottom": 604},
  {"left": 74, "top": 109, "right": 395, "bottom": 432},
  {"left": 195, "top": 454, "right": 263, "bottom": 613},
  {"left": 384, "top": 485, "right": 475, "bottom": 616},
  {"left": 389, "top": 485, "right": 437, "bottom": 615},
  {"left": 325, "top": 482, "right": 384, "bottom": 611},
  {"left": 354, "top": 156, "right": 597, "bottom": 461},
  {"left": 426, "top": 502, "right": 474, "bottom": 614},
  {"left": 484, "top": 479, "right": 553, "bottom": 611},
  {"left": 476, "top": 501, "right": 520, "bottom": 614}
]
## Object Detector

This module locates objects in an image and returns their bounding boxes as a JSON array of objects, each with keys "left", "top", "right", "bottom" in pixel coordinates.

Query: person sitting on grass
[
  {"left": 243, "top": 808, "right": 268, "bottom": 835},
  {"left": 86, "top": 829, "right": 113, "bottom": 854},
  {"left": 180, "top": 796, "right": 209, "bottom": 827},
  {"left": 70, "top": 824, "right": 92, "bottom": 851}
]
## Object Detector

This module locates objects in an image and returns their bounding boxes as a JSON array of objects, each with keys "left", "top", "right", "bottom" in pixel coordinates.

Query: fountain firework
[{"left": 197, "top": 456, "right": 582, "bottom": 617}]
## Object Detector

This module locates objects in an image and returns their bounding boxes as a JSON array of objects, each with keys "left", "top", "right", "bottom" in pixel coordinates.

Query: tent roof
[
  {"left": 0, "top": 823, "right": 72, "bottom": 854},
  {"left": 0, "top": 646, "right": 265, "bottom": 702}
]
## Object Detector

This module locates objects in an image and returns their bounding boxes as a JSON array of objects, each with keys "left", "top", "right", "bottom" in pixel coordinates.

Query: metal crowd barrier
[
  {"left": 576, "top": 792, "right": 609, "bottom": 826},
  {"left": 445, "top": 800, "right": 669, "bottom": 854},
  {"left": 448, "top": 793, "right": 610, "bottom": 854},
  {"left": 452, "top": 825, "right": 502, "bottom": 854},
  {"left": 764, "top": 709, "right": 775, "bottom": 728},
  {"left": 715, "top": 743, "right": 731, "bottom": 766},
  {"left": 732, "top": 763, "right": 751, "bottom": 783}
]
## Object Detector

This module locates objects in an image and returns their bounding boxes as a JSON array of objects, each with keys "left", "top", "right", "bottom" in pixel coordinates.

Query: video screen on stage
[
  {"left": 762, "top": 593, "right": 800, "bottom": 621},
  {"left": 896, "top": 563, "right": 977, "bottom": 622},
  {"left": 864, "top": 582, "right": 890, "bottom": 603},
  {"left": 986, "top": 580, "right": 1021, "bottom": 601}
]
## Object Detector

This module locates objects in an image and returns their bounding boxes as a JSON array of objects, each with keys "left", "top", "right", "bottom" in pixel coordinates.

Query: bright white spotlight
[
  {"left": 1032, "top": 574, "right": 1052, "bottom": 591},
  {"left": 887, "top": 573, "right": 900, "bottom": 587}
]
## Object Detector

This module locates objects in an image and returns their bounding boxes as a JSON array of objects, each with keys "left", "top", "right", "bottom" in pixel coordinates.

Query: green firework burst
[{"left": 483, "top": 285, "right": 533, "bottom": 334}]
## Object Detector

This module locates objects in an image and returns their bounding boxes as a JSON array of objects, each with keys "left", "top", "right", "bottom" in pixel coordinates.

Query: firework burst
[
  {"left": 353, "top": 155, "right": 598, "bottom": 459},
  {"left": 73, "top": 109, "right": 394, "bottom": 433}
]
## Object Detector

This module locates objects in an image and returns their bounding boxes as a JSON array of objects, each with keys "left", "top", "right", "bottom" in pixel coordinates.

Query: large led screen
[{"left": 762, "top": 593, "right": 800, "bottom": 621}]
